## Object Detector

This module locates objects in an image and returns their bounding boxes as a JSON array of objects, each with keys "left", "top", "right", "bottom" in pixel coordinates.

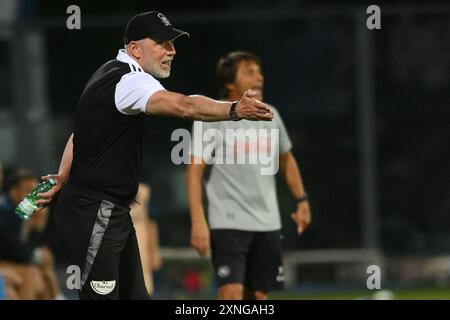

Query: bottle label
[{"left": 17, "top": 198, "right": 37, "bottom": 217}]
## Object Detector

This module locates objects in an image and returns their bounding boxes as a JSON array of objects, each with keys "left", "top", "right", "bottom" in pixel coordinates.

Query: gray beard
[
  {"left": 148, "top": 62, "right": 170, "bottom": 79},
  {"left": 151, "top": 69, "right": 170, "bottom": 79}
]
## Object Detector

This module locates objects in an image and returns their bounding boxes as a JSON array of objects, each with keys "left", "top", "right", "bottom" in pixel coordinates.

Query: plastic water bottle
[{"left": 15, "top": 178, "right": 56, "bottom": 220}]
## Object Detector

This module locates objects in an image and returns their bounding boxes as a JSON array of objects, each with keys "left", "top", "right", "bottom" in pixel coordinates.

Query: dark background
[{"left": 1, "top": 0, "right": 449, "bottom": 256}]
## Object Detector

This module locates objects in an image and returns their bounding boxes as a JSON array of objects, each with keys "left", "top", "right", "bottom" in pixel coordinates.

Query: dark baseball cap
[{"left": 124, "top": 11, "right": 189, "bottom": 45}]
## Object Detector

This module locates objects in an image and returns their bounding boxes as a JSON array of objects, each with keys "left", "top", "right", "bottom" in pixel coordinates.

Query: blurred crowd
[{"left": 0, "top": 162, "right": 161, "bottom": 299}]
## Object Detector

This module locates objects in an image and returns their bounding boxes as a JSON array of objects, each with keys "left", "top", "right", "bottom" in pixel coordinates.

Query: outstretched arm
[{"left": 147, "top": 89, "right": 273, "bottom": 122}]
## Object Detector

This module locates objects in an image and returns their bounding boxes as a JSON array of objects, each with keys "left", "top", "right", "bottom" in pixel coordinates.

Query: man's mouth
[{"left": 161, "top": 60, "right": 172, "bottom": 68}]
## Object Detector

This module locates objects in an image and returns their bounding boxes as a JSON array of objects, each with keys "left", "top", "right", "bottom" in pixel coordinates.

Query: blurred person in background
[
  {"left": 147, "top": 198, "right": 162, "bottom": 275},
  {"left": 187, "top": 51, "right": 311, "bottom": 300},
  {"left": 0, "top": 164, "right": 22, "bottom": 300},
  {"left": 129, "top": 183, "right": 162, "bottom": 297},
  {"left": 0, "top": 169, "right": 62, "bottom": 299},
  {"left": 0, "top": 266, "right": 22, "bottom": 299}
]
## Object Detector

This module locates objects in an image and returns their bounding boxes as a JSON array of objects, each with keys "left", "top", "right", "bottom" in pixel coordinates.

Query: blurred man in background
[
  {"left": 187, "top": 51, "right": 311, "bottom": 300},
  {"left": 0, "top": 170, "right": 61, "bottom": 299}
]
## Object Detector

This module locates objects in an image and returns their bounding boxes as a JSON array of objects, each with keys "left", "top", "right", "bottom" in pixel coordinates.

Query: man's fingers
[
  {"left": 194, "top": 247, "right": 203, "bottom": 256},
  {"left": 41, "top": 174, "right": 56, "bottom": 181},
  {"left": 191, "top": 240, "right": 201, "bottom": 255},
  {"left": 292, "top": 212, "right": 308, "bottom": 235},
  {"left": 36, "top": 190, "right": 55, "bottom": 198},
  {"left": 305, "top": 216, "right": 311, "bottom": 226},
  {"left": 36, "top": 201, "right": 50, "bottom": 212},
  {"left": 194, "top": 245, "right": 202, "bottom": 255},
  {"left": 303, "top": 210, "right": 311, "bottom": 226},
  {"left": 292, "top": 213, "right": 304, "bottom": 235},
  {"left": 236, "top": 94, "right": 274, "bottom": 121},
  {"left": 251, "top": 102, "right": 273, "bottom": 120},
  {"left": 254, "top": 102, "right": 273, "bottom": 120},
  {"left": 199, "top": 247, "right": 208, "bottom": 257},
  {"left": 256, "top": 112, "right": 273, "bottom": 121},
  {"left": 36, "top": 198, "right": 51, "bottom": 205},
  {"left": 199, "top": 239, "right": 209, "bottom": 256},
  {"left": 255, "top": 101, "right": 272, "bottom": 112},
  {"left": 200, "top": 245, "right": 209, "bottom": 257},
  {"left": 191, "top": 237, "right": 209, "bottom": 256},
  {"left": 195, "top": 245, "right": 208, "bottom": 257}
]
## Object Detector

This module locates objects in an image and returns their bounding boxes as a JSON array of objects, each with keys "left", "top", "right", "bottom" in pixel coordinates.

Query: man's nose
[
  {"left": 256, "top": 73, "right": 264, "bottom": 83},
  {"left": 166, "top": 41, "right": 176, "bottom": 55}
]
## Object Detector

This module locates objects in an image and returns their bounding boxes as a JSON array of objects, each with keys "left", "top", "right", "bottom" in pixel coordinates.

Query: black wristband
[
  {"left": 229, "top": 102, "right": 239, "bottom": 121},
  {"left": 296, "top": 193, "right": 308, "bottom": 204}
]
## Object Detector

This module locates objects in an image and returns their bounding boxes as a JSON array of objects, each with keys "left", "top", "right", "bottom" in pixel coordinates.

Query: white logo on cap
[{"left": 157, "top": 13, "right": 171, "bottom": 26}]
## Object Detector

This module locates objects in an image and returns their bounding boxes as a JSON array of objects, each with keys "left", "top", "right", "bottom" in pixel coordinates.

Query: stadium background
[{"left": 1, "top": 0, "right": 450, "bottom": 299}]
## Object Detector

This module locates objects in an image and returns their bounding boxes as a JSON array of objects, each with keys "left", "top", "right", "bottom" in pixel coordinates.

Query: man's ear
[{"left": 128, "top": 42, "right": 142, "bottom": 59}]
